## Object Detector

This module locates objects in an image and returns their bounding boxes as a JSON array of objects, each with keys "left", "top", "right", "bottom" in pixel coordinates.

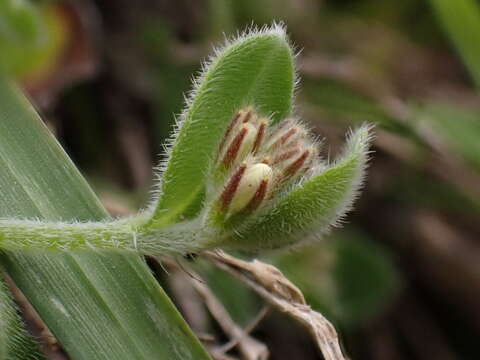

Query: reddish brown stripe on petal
[
  {"left": 272, "top": 148, "right": 300, "bottom": 165},
  {"left": 283, "top": 149, "right": 311, "bottom": 178},
  {"left": 279, "top": 127, "right": 298, "bottom": 144},
  {"left": 252, "top": 121, "right": 266, "bottom": 153},
  {"left": 246, "top": 178, "right": 269, "bottom": 211},
  {"left": 219, "top": 163, "right": 247, "bottom": 210},
  {"left": 241, "top": 109, "right": 253, "bottom": 123},
  {"left": 219, "top": 111, "right": 242, "bottom": 152},
  {"left": 283, "top": 132, "right": 305, "bottom": 148},
  {"left": 270, "top": 127, "right": 298, "bottom": 149},
  {"left": 222, "top": 127, "right": 247, "bottom": 167},
  {"left": 276, "top": 118, "right": 292, "bottom": 131}
]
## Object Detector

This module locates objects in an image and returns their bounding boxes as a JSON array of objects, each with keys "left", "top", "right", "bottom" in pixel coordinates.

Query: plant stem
[{"left": 0, "top": 216, "right": 205, "bottom": 255}]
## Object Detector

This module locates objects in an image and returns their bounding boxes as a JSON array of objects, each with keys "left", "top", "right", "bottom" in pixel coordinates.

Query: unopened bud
[
  {"left": 230, "top": 163, "right": 273, "bottom": 213},
  {"left": 213, "top": 109, "right": 321, "bottom": 222}
]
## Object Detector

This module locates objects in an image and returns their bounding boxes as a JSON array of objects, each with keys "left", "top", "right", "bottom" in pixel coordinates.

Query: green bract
[{"left": 0, "top": 24, "right": 372, "bottom": 257}]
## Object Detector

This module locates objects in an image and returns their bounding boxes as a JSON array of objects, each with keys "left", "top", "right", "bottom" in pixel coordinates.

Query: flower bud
[
  {"left": 211, "top": 108, "right": 322, "bottom": 225},
  {"left": 229, "top": 163, "right": 273, "bottom": 213}
]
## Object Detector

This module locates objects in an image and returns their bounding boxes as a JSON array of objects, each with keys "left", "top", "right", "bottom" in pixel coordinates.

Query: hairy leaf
[{"left": 150, "top": 25, "right": 296, "bottom": 226}]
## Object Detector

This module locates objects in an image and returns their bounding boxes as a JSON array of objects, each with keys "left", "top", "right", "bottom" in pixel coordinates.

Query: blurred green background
[{"left": 2, "top": 0, "right": 480, "bottom": 359}]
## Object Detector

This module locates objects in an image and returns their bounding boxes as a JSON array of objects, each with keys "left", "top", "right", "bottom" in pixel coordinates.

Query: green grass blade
[
  {"left": 0, "top": 274, "right": 44, "bottom": 360},
  {"left": 151, "top": 25, "right": 296, "bottom": 226},
  {"left": 0, "top": 78, "right": 211, "bottom": 359},
  {"left": 429, "top": 0, "right": 480, "bottom": 89}
]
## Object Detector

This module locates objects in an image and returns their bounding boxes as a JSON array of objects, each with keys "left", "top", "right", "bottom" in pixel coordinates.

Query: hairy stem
[{"left": 0, "top": 216, "right": 205, "bottom": 255}]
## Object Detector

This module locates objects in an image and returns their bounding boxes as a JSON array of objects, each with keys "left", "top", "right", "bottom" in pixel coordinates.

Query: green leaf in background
[
  {"left": 0, "top": 0, "right": 65, "bottom": 78},
  {"left": 274, "top": 229, "right": 400, "bottom": 328},
  {"left": 150, "top": 25, "right": 295, "bottom": 226},
  {"left": 416, "top": 101, "right": 480, "bottom": 172},
  {"left": 0, "top": 0, "right": 43, "bottom": 44},
  {"left": 0, "top": 78, "right": 211, "bottom": 360},
  {"left": 0, "top": 274, "right": 44, "bottom": 360},
  {"left": 303, "top": 78, "right": 419, "bottom": 140},
  {"left": 429, "top": 0, "right": 480, "bottom": 89},
  {"left": 206, "top": 0, "right": 236, "bottom": 39},
  {"left": 195, "top": 260, "right": 260, "bottom": 327},
  {"left": 391, "top": 171, "right": 480, "bottom": 216}
]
